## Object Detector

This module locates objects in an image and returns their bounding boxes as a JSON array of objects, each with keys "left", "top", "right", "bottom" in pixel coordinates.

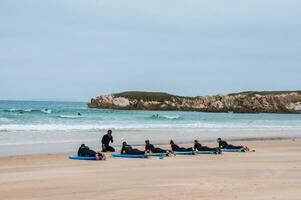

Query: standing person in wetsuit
[
  {"left": 101, "top": 130, "right": 115, "bottom": 152},
  {"left": 145, "top": 140, "right": 168, "bottom": 153},
  {"left": 170, "top": 140, "right": 193, "bottom": 152},
  {"left": 217, "top": 138, "right": 249, "bottom": 151},
  {"left": 121, "top": 142, "right": 145, "bottom": 155},
  {"left": 77, "top": 144, "right": 105, "bottom": 160},
  {"left": 193, "top": 140, "right": 220, "bottom": 154}
]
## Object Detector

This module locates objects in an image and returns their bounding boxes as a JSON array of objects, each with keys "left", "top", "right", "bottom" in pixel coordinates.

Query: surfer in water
[
  {"left": 170, "top": 140, "right": 193, "bottom": 152},
  {"left": 101, "top": 130, "right": 115, "bottom": 152},
  {"left": 193, "top": 140, "right": 221, "bottom": 154},
  {"left": 121, "top": 142, "right": 145, "bottom": 155},
  {"left": 145, "top": 140, "right": 170, "bottom": 155},
  {"left": 78, "top": 144, "right": 106, "bottom": 160},
  {"left": 217, "top": 138, "right": 250, "bottom": 151}
]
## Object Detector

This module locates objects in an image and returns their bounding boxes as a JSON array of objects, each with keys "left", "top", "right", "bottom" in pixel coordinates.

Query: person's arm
[
  {"left": 78, "top": 147, "right": 81, "bottom": 156},
  {"left": 121, "top": 146, "right": 125, "bottom": 154},
  {"left": 111, "top": 136, "right": 113, "bottom": 143},
  {"left": 193, "top": 144, "right": 196, "bottom": 151},
  {"left": 151, "top": 144, "right": 155, "bottom": 152},
  {"left": 101, "top": 135, "right": 105, "bottom": 144}
]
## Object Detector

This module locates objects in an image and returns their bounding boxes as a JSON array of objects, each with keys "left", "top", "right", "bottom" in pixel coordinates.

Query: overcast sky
[{"left": 0, "top": 0, "right": 300, "bottom": 101}]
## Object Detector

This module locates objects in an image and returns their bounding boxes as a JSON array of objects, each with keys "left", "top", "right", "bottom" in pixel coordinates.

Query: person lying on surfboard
[
  {"left": 77, "top": 144, "right": 106, "bottom": 160},
  {"left": 121, "top": 141, "right": 145, "bottom": 155},
  {"left": 145, "top": 140, "right": 171, "bottom": 155},
  {"left": 217, "top": 138, "right": 250, "bottom": 151},
  {"left": 170, "top": 140, "right": 193, "bottom": 152},
  {"left": 193, "top": 140, "right": 221, "bottom": 154}
]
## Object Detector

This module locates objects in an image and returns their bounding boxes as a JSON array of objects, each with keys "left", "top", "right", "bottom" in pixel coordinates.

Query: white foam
[
  {"left": 162, "top": 115, "right": 181, "bottom": 119},
  {"left": 41, "top": 109, "right": 52, "bottom": 114},
  {"left": 1, "top": 121, "right": 301, "bottom": 132},
  {"left": 59, "top": 115, "right": 80, "bottom": 119},
  {"left": 0, "top": 117, "right": 13, "bottom": 123}
]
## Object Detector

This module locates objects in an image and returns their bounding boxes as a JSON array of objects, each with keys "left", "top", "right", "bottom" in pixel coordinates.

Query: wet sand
[{"left": 0, "top": 139, "right": 301, "bottom": 200}]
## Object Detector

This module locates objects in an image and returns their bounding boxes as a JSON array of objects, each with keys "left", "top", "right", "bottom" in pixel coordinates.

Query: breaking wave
[
  {"left": 149, "top": 115, "right": 182, "bottom": 120},
  {"left": 1, "top": 109, "right": 52, "bottom": 114}
]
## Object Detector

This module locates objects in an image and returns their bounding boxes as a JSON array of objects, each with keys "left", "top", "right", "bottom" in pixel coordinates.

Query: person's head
[
  {"left": 107, "top": 129, "right": 112, "bottom": 136},
  {"left": 145, "top": 140, "right": 150, "bottom": 144},
  {"left": 194, "top": 140, "right": 199, "bottom": 144},
  {"left": 170, "top": 140, "right": 174, "bottom": 145},
  {"left": 80, "top": 144, "right": 85, "bottom": 148},
  {"left": 217, "top": 138, "right": 222, "bottom": 142},
  {"left": 122, "top": 141, "right": 127, "bottom": 146}
]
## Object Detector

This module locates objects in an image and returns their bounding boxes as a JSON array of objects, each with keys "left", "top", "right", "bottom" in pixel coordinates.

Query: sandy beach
[{"left": 0, "top": 139, "right": 300, "bottom": 200}]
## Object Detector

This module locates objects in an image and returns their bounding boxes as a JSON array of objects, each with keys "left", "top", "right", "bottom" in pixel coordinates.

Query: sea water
[{"left": 1, "top": 100, "right": 301, "bottom": 156}]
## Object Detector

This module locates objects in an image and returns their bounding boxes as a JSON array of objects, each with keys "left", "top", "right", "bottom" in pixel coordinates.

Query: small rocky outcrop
[{"left": 88, "top": 91, "right": 301, "bottom": 113}]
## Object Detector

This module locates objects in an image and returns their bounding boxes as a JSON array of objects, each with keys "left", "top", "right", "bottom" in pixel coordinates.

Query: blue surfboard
[
  {"left": 221, "top": 148, "right": 245, "bottom": 152},
  {"left": 69, "top": 155, "right": 97, "bottom": 160},
  {"left": 146, "top": 152, "right": 168, "bottom": 157},
  {"left": 111, "top": 153, "right": 147, "bottom": 158},
  {"left": 194, "top": 151, "right": 217, "bottom": 155},
  {"left": 174, "top": 151, "right": 195, "bottom": 155}
]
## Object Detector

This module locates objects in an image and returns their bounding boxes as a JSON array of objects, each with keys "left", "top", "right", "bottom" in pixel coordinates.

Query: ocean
[{"left": 1, "top": 100, "right": 301, "bottom": 156}]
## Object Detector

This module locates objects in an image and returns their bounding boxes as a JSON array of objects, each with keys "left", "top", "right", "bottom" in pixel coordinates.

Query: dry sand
[{"left": 0, "top": 139, "right": 300, "bottom": 200}]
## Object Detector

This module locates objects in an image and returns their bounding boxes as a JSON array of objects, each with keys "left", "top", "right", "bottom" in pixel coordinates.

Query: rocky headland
[{"left": 88, "top": 91, "right": 301, "bottom": 113}]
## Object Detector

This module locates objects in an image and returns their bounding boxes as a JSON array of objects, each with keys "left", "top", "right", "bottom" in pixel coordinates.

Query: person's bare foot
[{"left": 244, "top": 146, "right": 250, "bottom": 151}]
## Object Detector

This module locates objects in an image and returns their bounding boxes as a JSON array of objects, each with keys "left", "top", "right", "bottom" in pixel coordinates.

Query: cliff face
[{"left": 88, "top": 91, "right": 301, "bottom": 113}]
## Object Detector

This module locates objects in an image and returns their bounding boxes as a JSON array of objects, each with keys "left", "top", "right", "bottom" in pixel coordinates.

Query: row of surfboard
[{"left": 69, "top": 148, "right": 245, "bottom": 160}]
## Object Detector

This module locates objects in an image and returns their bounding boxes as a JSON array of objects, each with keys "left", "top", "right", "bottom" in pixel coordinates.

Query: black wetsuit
[
  {"left": 78, "top": 145, "right": 97, "bottom": 157},
  {"left": 145, "top": 144, "right": 167, "bottom": 153},
  {"left": 194, "top": 143, "right": 217, "bottom": 152},
  {"left": 171, "top": 144, "right": 193, "bottom": 152},
  {"left": 121, "top": 144, "right": 145, "bottom": 155},
  {"left": 101, "top": 134, "right": 115, "bottom": 152},
  {"left": 218, "top": 140, "right": 243, "bottom": 149}
]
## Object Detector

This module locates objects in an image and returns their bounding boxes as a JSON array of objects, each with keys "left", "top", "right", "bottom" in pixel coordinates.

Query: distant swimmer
[
  {"left": 193, "top": 140, "right": 220, "bottom": 154},
  {"left": 19, "top": 111, "right": 24, "bottom": 114},
  {"left": 217, "top": 138, "right": 250, "bottom": 151},
  {"left": 101, "top": 130, "right": 115, "bottom": 152},
  {"left": 78, "top": 113, "right": 81, "bottom": 116},
  {"left": 121, "top": 141, "right": 145, "bottom": 155},
  {"left": 170, "top": 140, "right": 193, "bottom": 152},
  {"left": 77, "top": 144, "right": 106, "bottom": 160},
  {"left": 151, "top": 114, "right": 159, "bottom": 118}
]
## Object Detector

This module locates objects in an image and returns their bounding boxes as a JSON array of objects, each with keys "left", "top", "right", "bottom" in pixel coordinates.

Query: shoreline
[
  {"left": 1, "top": 137, "right": 300, "bottom": 158},
  {"left": 0, "top": 139, "right": 300, "bottom": 200}
]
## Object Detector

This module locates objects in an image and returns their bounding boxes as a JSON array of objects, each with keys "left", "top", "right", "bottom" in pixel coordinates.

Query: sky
[{"left": 0, "top": 0, "right": 300, "bottom": 101}]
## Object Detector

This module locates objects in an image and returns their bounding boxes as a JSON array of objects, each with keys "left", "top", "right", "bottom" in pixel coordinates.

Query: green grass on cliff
[
  {"left": 113, "top": 90, "right": 301, "bottom": 102},
  {"left": 229, "top": 90, "right": 301, "bottom": 97},
  {"left": 114, "top": 91, "right": 179, "bottom": 102}
]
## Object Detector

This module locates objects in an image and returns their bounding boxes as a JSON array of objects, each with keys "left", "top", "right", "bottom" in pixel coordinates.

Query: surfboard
[
  {"left": 68, "top": 155, "right": 97, "bottom": 160},
  {"left": 146, "top": 152, "right": 167, "bottom": 157},
  {"left": 174, "top": 151, "right": 195, "bottom": 155},
  {"left": 221, "top": 148, "right": 245, "bottom": 152},
  {"left": 111, "top": 153, "right": 147, "bottom": 158},
  {"left": 194, "top": 151, "right": 217, "bottom": 154}
]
